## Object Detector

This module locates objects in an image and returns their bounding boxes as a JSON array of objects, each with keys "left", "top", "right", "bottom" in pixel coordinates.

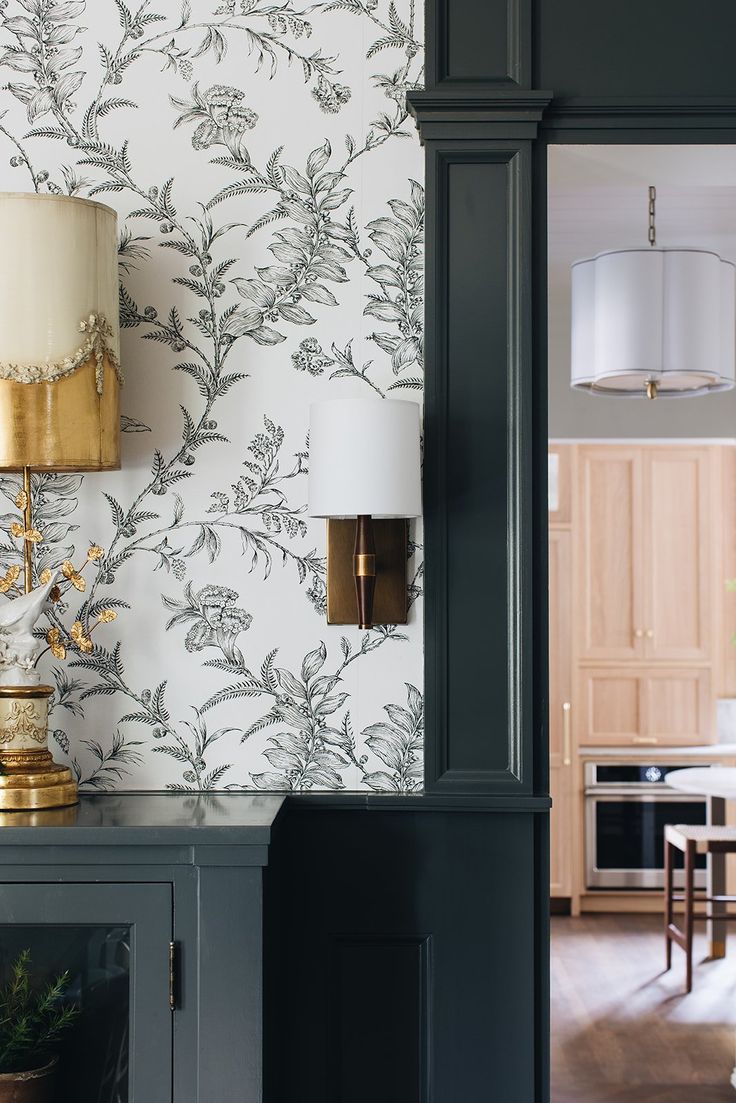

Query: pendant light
[{"left": 571, "top": 186, "right": 736, "bottom": 398}]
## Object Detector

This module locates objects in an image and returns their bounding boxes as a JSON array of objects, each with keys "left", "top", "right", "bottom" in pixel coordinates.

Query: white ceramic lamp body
[
  {"left": 309, "top": 398, "right": 422, "bottom": 518},
  {"left": 571, "top": 247, "right": 736, "bottom": 397}
]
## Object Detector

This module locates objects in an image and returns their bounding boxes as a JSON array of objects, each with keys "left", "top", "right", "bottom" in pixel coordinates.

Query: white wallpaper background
[{"left": 0, "top": 0, "right": 424, "bottom": 792}]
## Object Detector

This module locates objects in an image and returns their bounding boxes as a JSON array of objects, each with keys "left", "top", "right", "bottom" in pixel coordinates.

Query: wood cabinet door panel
[
  {"left": 549, "top": 530, "right": 572, "bottom": 763},
  {"left": 644, "top": 668, "right": 711, "bottom": 745},
  {"left": 549, "top": 530, "right": 572, "bottom": 897},
  {"left": 580, "top": 666, "right": 712, "bottom": 746},
  {"left": 644, "top": 448, "right": 711, "bottom": 662},
  {"left": 548, "top": 444, "right": 572, "bottom": 525},
  {"left": 549, "top": 765, "right": 571, "bottom": 897},
  {"left": 580, "top": 668, "right": 643, "bottom": 745},
  {"left": 579, "top": 448, "right": 643, "bottom": 660}
]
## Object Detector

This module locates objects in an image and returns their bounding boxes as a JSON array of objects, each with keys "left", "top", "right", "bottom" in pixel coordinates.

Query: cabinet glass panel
[{"left": 0, "top": 925, "right": 130, "bottom": 1102}]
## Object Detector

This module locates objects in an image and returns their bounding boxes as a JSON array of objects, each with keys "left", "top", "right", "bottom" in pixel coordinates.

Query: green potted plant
[{"left": 0, "top": 950, "right": 78, "bottom": 1102}]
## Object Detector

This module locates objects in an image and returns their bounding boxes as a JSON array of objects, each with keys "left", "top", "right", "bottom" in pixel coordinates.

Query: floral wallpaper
[{"left": 0, "top": 0, "right": 424, "bottom": 792}]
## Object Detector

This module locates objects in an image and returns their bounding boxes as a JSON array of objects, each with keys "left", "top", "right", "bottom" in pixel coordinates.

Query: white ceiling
[{"left": 548, "top": 145, "right": 736, "bottom": 272}]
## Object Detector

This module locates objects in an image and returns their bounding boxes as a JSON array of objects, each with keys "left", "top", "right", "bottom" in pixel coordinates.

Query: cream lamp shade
[
  {"left": 309, "top": 398, "right": 421, "bottom": 518},
  {"left": 0, "top": 193, "right": 121, "bottom": 469},
  {"left": 571, "top": 247, "right": 736, "bottom": 398}
]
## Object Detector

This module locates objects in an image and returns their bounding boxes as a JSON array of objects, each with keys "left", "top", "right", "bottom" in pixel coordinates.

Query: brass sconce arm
[{"left": 353, "top": 515, "right": 377, "bottom": 630}]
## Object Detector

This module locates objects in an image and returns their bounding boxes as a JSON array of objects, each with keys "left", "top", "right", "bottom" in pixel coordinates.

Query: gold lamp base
[
  {"left": 0, "top": 686, "right": 77, "bottom": 811},
  {"left": 0, "top": 755, "right": 77, "bottom": 811}
]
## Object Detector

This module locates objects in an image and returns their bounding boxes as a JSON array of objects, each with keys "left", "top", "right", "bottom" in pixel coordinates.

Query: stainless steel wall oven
[{"left": 584, "top": 763, "right": 710, "bottom": 889}]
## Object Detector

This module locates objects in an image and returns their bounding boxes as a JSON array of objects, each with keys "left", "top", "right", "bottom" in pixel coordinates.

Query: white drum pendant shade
[{"left": 571, "top": 248, "right": 736, "bottom": 397}]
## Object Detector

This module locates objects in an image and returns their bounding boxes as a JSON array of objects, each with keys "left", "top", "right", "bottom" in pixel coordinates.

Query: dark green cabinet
[
  {"left": 0, "top": 882, "right": 172, "bottom": 1102},
  {"left": 0, "top": 793, "right": 283, "bottom": 1103}
]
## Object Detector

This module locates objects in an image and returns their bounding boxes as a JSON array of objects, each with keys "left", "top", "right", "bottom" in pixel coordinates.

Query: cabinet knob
[
  {"left": 634, "top": 628, "right": 644, "bottom": 638},
  {"left": 646, "top": 629, "right": 654, "bottom": 639}
]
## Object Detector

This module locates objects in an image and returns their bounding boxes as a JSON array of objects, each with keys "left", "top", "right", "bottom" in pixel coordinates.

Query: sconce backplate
[{"left": 326, "top": 519, "right": 408, "bottom": 626}]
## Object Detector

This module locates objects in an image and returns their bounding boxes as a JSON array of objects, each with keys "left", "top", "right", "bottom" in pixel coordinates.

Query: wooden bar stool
[{"left": 664, "top": 823, "right": 736, "bottom": 992}]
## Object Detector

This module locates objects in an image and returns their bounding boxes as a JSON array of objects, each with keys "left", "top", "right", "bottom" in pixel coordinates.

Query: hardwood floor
[{"left": 552, "top": 914, "right": 736, "bottom": 1102}]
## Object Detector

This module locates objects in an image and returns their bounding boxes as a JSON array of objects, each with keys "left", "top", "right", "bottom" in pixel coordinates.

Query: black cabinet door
[{"left": 0, "top": 882, "right": 172, "bottom": 1103}]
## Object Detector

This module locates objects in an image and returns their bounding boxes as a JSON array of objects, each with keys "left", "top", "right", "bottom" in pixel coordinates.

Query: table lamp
[
  {"left": 0, "top": 193, "right": 121, "bottom": 810},
  {"left": 308, "top": 398, "right": 421, "bottom": 628}
]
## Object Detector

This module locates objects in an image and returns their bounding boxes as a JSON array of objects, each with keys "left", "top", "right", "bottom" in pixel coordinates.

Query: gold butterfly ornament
[
  {"left": 69, "top": 621, "right": 93, "bottom": 654},
  {"left": 9, "top": 521, "right": 42, "bottom": 543},
  {"left": 0, "top": 565, "right": 21, "bottom": 594},
  {"left": 46, "top": 627, "right": 66, "bottom": 661},
  {"left": 61, "top": 560, "right": 85, "bottom": 593}
]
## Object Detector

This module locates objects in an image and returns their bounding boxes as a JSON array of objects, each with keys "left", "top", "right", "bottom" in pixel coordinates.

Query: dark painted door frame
[
  {"left": 406, "top": 6, "right": 736, "bottom": 1101},
  {"left": 266, "top": 5, "right": 736, "bottom": 1100}
]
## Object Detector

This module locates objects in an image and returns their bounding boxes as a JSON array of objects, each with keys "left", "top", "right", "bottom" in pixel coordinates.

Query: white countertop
[
  {"left": 666, "top": 766, "right": 736, "bottom": 799},
  {"left": 579, "top": 744, "right": 736, "bottom": 758}
]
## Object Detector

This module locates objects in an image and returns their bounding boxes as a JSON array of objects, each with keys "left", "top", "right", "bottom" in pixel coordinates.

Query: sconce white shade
[
  {"left": 309, "top": 398, "right": 421, "bottom": 518},
  {"left": 571, "top": 248, "right": 736, "bottom": 397}
]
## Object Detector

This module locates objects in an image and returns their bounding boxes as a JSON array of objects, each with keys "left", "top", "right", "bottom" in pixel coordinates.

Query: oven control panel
[{"left": 585, "top": 763, "right": 717, "bottom": 790}]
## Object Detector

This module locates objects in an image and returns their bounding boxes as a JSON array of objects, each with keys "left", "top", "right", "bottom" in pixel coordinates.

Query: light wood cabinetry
[
  {"left": 578, "top": 446, "right": 713, "bottom": 665},
  {"left": 578, "top": 666, "right": 712, "bottom": 747},
  {"left": 717, "top": 446, "right": 736, "bottom": 698},
  {"left": 549, "top": 528, "right": 572, "bottom": 897},
  {"left": 549, "top": 441, "right": 726, "bottom": 902},
  {"left": 579, "top": 447, "right": 643, "bottom": 661},
  {"left": 644, "top": 448, "right": 712, "bottom": 662},
  {"left": 548, "top": 444, "right": 572, "bottom": 525}
]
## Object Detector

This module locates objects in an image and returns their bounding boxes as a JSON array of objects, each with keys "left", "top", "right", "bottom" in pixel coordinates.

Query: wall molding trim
[
  {"left": 420, "top": 139, "right": 533, "bottom": 796},
  {"left": 408, "top": 90, "right": 553, "bottom": 141},
  {"left": 425, "top": 0, "right": 531, "bottom": 89},
  {"left": 544, "top": 96, "right": 736, "bottom": 131},
  {"left": 284, "top": 793, "right": 552, "bottom": 812}
]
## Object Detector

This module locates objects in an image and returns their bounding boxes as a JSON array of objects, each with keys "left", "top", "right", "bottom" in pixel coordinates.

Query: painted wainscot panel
[{"left": 0, "top": 0, "right": 424, "bottom": 792}]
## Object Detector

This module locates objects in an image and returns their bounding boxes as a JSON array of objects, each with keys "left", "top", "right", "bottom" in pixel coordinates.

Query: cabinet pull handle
[
  {"left": 632, "top": 736, "right": 658, "bottom": 745},
  {"left": 563, "top": 701, "right": 572, "bottom": 766},
  {"left": 169, "top": 941, "right": 177, "bottom": 1011}
]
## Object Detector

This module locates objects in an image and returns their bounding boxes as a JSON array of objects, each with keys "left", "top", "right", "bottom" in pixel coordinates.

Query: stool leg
[
  {"left": 684, "top": 839, "right": 695, "bottom": 994},
  {"left": 707, "top": 796, "right": 728, "bottom": 959},
  {"left": 664, "top": 836, "right": 673, "bottom": 970}
]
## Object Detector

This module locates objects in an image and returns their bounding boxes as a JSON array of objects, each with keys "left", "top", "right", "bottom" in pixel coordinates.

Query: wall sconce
[{"left": 308, "top": 398, "right": 421, "bottom": 629}]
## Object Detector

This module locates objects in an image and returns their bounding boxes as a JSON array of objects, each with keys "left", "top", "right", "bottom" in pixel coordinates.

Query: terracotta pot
[{"left": 0, "top": 1059, "right": 56, "bottom": 1103}]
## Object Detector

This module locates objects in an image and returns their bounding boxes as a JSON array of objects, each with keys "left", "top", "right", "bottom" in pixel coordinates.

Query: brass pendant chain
[
  {"left": 648, "top": 185, "right": 656, "bottom": 247},
  {"left": 646, "top": 185, "right": 658, "bottom": 398}
]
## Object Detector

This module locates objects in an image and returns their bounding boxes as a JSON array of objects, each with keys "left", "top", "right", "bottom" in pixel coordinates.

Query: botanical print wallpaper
[{"left": 0, "top": 0, "right": 424, "bottom": 792}]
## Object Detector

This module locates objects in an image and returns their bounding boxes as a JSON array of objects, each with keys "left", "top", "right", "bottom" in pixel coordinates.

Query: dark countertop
[{"left": 0, "top": 792, "right": 285, "bottom": 846}]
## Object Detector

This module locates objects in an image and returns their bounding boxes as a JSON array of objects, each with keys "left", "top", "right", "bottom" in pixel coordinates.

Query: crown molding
[
  {"left": 407, "top": 89, "right": 554, "bottom": 141},
  {"left": 544, "top": 96, "right": 736, "bottom": 130}
]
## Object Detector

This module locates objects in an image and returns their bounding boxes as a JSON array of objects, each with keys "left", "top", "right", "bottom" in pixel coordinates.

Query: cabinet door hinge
[{"left": 168, "top": 940, "right": 177, "bottom": 1011}]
